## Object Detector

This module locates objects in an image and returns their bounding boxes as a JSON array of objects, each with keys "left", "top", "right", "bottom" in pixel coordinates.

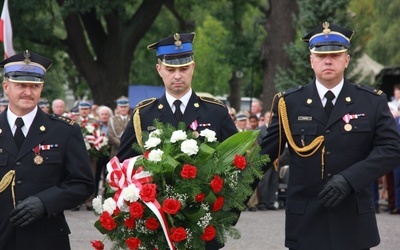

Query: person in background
[
  {"left": 251, "top": 99, "right": 263, "bottom": 119},
  {"left": 388, "top": 83, "right": 400, "bottom": 118},
  {"left": 117, "top": 32, "right": 237, "bottom": 250},
  {"left": 228, "top": 106, "right": 236, "bottom": 121},
  {"left": 38, "top": 98, "right": 50, "bottom": 113},
  {"left": 235, "top": 113, "right": 248, "bottom": 132},
  {"left": 259, "top": 22, "right": 400, "bottom": 250},
  {"left": 0, "top": 96, "right": 9, "bottom": 113},
  {"left": 108, "top": 96, "right": 131, "bottom": 158},
  {"left": 0, "top": 50, "right": 94, "bottom": 250},
  {"left": 72, "top": 100, "right": 99, "bottom": 211},
  {"left": 52, "top": 98, "right": 66, "bottom": 116},
  {"left": 248, "top": 113, "right": 259, "bottom": 130}
]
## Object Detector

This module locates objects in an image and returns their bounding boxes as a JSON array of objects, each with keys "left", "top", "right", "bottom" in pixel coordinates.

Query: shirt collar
[
  {"left": 166, "top": 89, "right": 192, "bottom": 112},
  {"left": 315, "top": 79, "right": 344, "bottom": 105},
  {"left": 7, "top": 106, "right": 38, "bottom": 135}
]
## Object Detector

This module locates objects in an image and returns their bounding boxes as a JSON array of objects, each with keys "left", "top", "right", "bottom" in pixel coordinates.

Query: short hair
[{"left": 97, "top": 105, "right": 114, "bottom": 117}]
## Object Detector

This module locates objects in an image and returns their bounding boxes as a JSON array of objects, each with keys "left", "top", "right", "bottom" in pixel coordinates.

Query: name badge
[{"left": 298, "top": 116, "right": 312, "bottom": 121}]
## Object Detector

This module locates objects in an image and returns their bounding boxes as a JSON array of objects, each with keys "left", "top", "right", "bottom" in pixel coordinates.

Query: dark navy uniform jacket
[
  {"left": 260, "top": 79, "right": 400, "bottom": 250},
  {"left": 0, "top": 108, "right": 94, "bottom": 250},
  {"left": 118, "top": 92, "right": 238, "bottom": 160}
]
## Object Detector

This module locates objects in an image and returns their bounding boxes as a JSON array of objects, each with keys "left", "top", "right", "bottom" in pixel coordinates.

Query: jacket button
[
  {"left": 325, "top": 151, "right": 331, "bottom": 156},
  {"left": 326, "top": 129, "right": 330, "bottom": 134},
  {"left": 16, "top": 180, "right": 22, "bottom": 185},
  {"left": 327, "top": 173, "right": 332, "bottom": 178},
  {"left": 16, "top": 162, "right": 21, "bottom": 166}
]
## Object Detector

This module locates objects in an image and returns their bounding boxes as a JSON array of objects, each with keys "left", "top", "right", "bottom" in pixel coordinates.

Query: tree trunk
[
  {"left": 261, "top": 0, "right": 298, "bottom": 111},
  {"left": 228, "top": 71, "right": 243, "bottom": 112}
]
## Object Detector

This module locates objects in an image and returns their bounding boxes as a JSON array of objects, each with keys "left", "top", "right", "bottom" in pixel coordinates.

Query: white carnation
[
  {"left": 102, "top": 197, "right": 117, "bottom": 214},
  {"left": 181, "top": 139, "right": 199, "bottom": 156},
  {"left": 149, "top": 129, "right": 162, "bottom": 138},
  {"left": 170, "top": 130, "right": 187, "bottom": 143},
  {"left": 200, "top": 129, "right": 217, "bottom": 142},
  {"left": 144, "top": 137, "right": 161, "bottom": 149},
  {"left": 121, "top": 184, "right": 140, "bottom": 202},
  {"left": 86, "top": 124, "right": 95, "bottom": 134},
  {"left": 92, "top": 195, "right": 103, "bottom": 214},
  {"left": 148, "top": 148, "right": 164, "bottom": 162}
]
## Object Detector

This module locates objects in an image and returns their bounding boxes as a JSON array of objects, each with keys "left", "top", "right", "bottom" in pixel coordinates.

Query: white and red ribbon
[
  {"left": 106, "top": 156, "right": 175, "bottom": 250},
  {"left": 85, "top": 130, "right": 106, "bottom": 150},
  {"left": 190, "top": 120, "right": 198, "bottom": 131},
  {"left": 342, "top": 113, "right": 366, "bottom": 124}
]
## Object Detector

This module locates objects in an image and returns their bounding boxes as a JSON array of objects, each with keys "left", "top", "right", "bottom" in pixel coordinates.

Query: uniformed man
[
  {"left": 259, "top": 22, "right": 400, "bottom": 250},
  {"left": 107, "top": 96, "right": 130, "bottom": 157},
  {"left": 117, "top": 33, "right": 238, "bottom": 250},
  {"left": 0, "top": 50, "right": 94, "bottom": 250}
]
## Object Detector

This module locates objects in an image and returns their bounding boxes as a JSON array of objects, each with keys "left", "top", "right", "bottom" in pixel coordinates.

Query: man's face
[
  {"left": 52, "top": 100, "right": 65, "bottom": 115},
  {"left": 98, "top": 109, "right": 111, "bottom": 123},
  {"left": 310, "top": 52, "right": 350, "bottom": 88},
  {"left": 3, "top": 79, "right": 43, "bottom": 116},
  {"left": 79, "top": 107, "right": 90, "bottom": 118},
  {"left": 117, "top": 105, "right": 130, "bottom": 116},
  {"left": 251, "top": 101, "right": 262, "bottom": 114},
  {"left": 156, "top": 62, "right": 195, "bottom": 98}
]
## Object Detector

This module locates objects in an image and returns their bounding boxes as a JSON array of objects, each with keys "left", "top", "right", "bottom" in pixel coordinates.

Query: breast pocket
[
  {"left": 0, "top": 154, "right": 8, "bottom": 167},
  {"left": 33, "top": 151, "right": 63, "bottom": 184},
  {"left": 291, "top": 122, "right": 319, "bottom": 146},
  {"left": 340, "top": 119, "right": 372, "bottom": 152}
]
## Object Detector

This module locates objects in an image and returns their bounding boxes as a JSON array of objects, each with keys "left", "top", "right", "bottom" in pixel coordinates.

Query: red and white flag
[{"left": 0, "top": 0, "right": 15, "bottom": 58}]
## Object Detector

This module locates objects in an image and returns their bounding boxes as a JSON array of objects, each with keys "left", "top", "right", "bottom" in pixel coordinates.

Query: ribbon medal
[
  {"left": 342, "top": 113, "right": 366, "bottom": 131},
  {"left": 33, "top": 145, "right": 43, "bottom": 165}
]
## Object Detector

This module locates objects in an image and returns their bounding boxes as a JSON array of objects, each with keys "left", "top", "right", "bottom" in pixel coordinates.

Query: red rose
[
  {"left": 125, "top": 237, "right": 141, "bottom": 250},
  {"left": 90, "top": 240, "right": 104, "bottom": 250},
  {"left": 99, "top": 211, "right": 117, "bottom": 231},
  {"left": 201, "top": 225, "right": 216, "bottom": 241},
  {"left": 145, "top": 217, "right": 160, "bottom": 230},
  {"left": 210, "top": 175, "right": 224, "bottom": 193},
  {"left": 124, "top": 216, "right": 136, "bottom": 229},
  {"left": 170, "top": 227, "right": 187, "bottom": 242},
  {"left": 234, "top": 154, "right": 247, "bottom": 170},
  {"left": 140, "top": 183, "right": 157, "bottom": 202},
  {"left": 195, "top": 193, "right": 205, "bottom": 202},
  {"left": 162, "top": 198, "right": 181, "bottom": 215},
  {"left": 143, "top": 151, "right": 150, "bottom": 159},
  {"left": 180, "top": 164, "right": 197, "bottom": 179},
  {"left": 129, "top": 201, "right": 145, "bottom": 219},
  {"left": 93, "top": 123, "right": 99, "bottom": 128},
  {"left": 212, "top": 196, "right": 224, "bottom": 212}
]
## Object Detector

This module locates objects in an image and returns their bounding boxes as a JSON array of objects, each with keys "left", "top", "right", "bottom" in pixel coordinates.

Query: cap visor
[{"left": 310, "top": 45, "right": 348, "bottom": 54}]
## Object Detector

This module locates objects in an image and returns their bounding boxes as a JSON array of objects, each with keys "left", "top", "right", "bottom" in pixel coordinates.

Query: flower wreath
[
  {"left": 81, "top": 121, "right": 110, "bottom": 160},
  {"left": 91, "top": 121, "right": 269, "bottom": 250}
]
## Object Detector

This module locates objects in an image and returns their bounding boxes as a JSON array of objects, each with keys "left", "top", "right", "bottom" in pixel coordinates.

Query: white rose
[
  {"left": 200, "top": 129, "right": 217, "bottom": 142},
  {"left": 170, "top": 130, "right": 187, "bottom": 143},
  {"left": 92, "top": 195, "right": 103, "bottom": 214},
  {"left": 144, "top": 137, "right": 161, "bottom": 149},
  {"left": 121, "top": 184, "right": 140, "bottom": 202},
  {"left": 148, "top": 148, "right": 164, "bottom": 162},
  {"left": 102, "top": 197, "right": 117, "bottom": 214},
  {"left": 149, "top": 129, "right": 162, "bottom": 138},
  {"left": 181, "top": 139, "right": 199, "bottom": 156}
]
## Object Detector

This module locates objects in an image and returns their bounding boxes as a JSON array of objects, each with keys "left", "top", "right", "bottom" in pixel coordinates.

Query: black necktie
[
  {"left": 14, "top": 117, "right": 25, "bottom": 149},
  {"left": 324, "top": 91, "right": 335, "bottom": 117},
  {"left": 173, "top": 100, "right": 183, "bottom": 121}
]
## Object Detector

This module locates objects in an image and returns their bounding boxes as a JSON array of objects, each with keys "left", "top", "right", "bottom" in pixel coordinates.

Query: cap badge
[
  {"left": 23, "top": 50, "right": 31, "bottom": 64},
  {"left": 322, "top": 22, "right": 331, "bottom": 35},
  {"left": 174, "top": 33, "right": 182, "bottom": 47}
]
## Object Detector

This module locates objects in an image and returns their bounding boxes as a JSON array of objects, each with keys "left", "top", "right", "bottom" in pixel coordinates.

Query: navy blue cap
[
  {"left": 115, "top": 96, "right": 129, "bottom": 106},
  {"left": 0, "top": 50, "right": 52, "bottom": 83},
  {"left": 302, "top": 22, "right": 354, "bottom": 54},
  {"left": 38, "top": 98, "right": 49, "bottom": 107},
  {"left": 78, "top": 101, "right": 91, "bottom": 108},
  {"left": 235, "top": 113, "right": 248, "bottom": 121},
  {"left": 147, "top": 32, "right": 195, "bottom": 67}
]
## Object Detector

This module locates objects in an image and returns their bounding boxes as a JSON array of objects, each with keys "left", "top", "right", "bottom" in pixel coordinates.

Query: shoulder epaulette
[
  {"left": 279, "top": 85, "right": 303, "bottom": 98},
  {"left": 355, "top": 84, "right": 383, "bottom": 96},
  {"left": 134, "top": 98, "right": 157, "bottom": 112},
  {"left": 199, "top": 96, "right": 225, "bottom": 107},
  {"left": 50, "top": 114, "right": 75, "bottom": 126}
]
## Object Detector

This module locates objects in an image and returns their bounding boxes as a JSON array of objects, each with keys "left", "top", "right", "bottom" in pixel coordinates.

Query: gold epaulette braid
[
  {"left": 0, "top": 170, "right": 16, "bottom": 207},
  {"left": 278, "top": 97, "right": 326, "bottom": 178},
  {"left": 133, "top": 109, "right": 143, "bottom": 148}
]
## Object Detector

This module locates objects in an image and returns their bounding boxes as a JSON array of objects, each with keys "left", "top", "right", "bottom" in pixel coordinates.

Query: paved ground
[{"left": 67, "top": 207, "right": 400, "bottom": 250}]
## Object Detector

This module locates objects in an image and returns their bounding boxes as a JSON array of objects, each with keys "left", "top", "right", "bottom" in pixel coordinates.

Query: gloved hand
[
  {"left": 318, "top": 174, "right": 352, "bottom": 207},
  {"left": 10, "top": 196, "right": 46, "bottom": 227}
]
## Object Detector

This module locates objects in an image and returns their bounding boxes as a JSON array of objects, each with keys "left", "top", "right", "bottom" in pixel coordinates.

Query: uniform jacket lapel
[
  {"left": 326, "top": 80, "right": 354, "bottom": 128},
  {"left": 0, "top": 108, "right": 18, "bottom": 157},
  {"left": 181, "top": 93, "right": 200, "bottom": 127},
  {"left": 301, "top": 82, "right": 327, "bottom": 125},
  {"left": 157, "top": 95, "right": 177, "bottom": 126}
]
